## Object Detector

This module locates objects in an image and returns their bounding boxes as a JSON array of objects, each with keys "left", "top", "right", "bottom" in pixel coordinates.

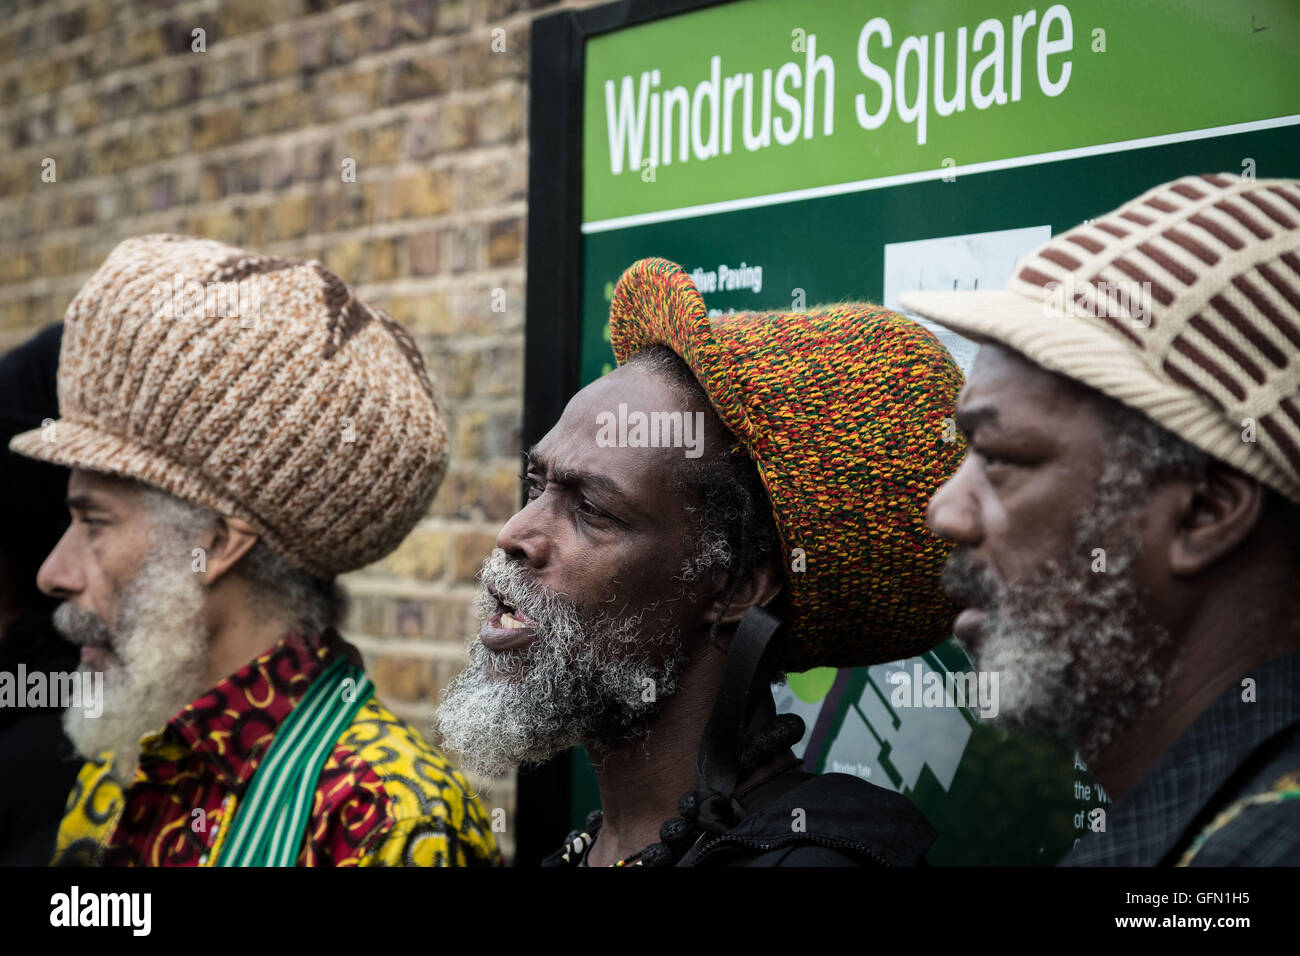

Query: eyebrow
[
  {"left": 524, "top": 446, "right": 637, "bottom": 512},
  {"left": 954, "top": 404, "right": 1000, "bottom": 435},
  {"left": 65, "top": 493, "right": 118, "bottom": 516}
]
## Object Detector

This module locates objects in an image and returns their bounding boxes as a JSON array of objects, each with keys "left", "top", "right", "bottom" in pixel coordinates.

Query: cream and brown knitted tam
[
  {"left": 902, "top": 175, "right": 1300, "bottom": 504},
  {"left": 10, "top": 234, "right": 448, "bottom": 578}
]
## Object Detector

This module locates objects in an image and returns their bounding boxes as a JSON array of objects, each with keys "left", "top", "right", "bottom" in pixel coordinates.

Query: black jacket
[
  {"left": 0, "top": 612, "right": 82, "bottom": 866},
  {"left": 677, "top": 770, "right": 935, "bottom": 867},
  {"left": 1061, "top": 651, "right": 1300, "bottom": 866},
  {"left": 0, "top": 323, "right": 79, "bottom": 866}
]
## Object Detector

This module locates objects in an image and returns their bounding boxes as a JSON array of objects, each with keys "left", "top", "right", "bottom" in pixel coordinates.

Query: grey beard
[
  {"left": 55, "top": 546, "right": 210, "bottom": 780},
  {"left": 435, "top": 550, "right": 688, "bottom": 779},
  {"left": 942, "top": 459, "right": 1180, "bottom": 763}
]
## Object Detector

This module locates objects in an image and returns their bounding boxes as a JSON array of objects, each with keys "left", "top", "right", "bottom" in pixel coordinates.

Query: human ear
[
  {"left": 704, "top": 554, "right": 784, "bottom": 627},
  {"left": 1167, "top": 464, "right": 1265, "bottom": 577},
  {"left": 198, "top": 515, "right": 260, "bottom": 585}
]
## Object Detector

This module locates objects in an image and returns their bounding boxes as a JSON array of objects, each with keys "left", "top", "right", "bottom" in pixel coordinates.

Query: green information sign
[{"left": 559, "top": 0, "right": 1300, "bottom": 865}]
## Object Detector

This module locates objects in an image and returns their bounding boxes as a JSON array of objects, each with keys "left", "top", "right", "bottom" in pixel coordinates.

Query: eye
[
  {"left": 571, "top": 496, "right": 617, "bottom": 529},
  {"left": 974, "top": 447, "right": 1015, "bottom": 469},
  {"left": 977, "top": 445, "right": 1041, "bottom": 477},
  {"left": 519, "top": 473, "right": 543, "bottom": 501}
]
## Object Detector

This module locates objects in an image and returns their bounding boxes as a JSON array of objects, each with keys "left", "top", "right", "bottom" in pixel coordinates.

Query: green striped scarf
[{"left": 218, "top": 657, "right": 372, "bottom": 867}]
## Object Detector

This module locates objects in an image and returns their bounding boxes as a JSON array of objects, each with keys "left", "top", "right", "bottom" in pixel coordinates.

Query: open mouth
[
  {"left": 78, "top": 638, "right": 116, "bottom": 669},
  {"left": 479, "top": 588, "right": 540, "bottom": 651},
  {"left": 499, "top": 609, "right": 532, "bottom": 630},
  {"left": 952, "top": 606, "right": 989, "bottom": 650}
]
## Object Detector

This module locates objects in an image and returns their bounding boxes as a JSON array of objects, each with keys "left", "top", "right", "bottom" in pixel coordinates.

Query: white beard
[
  {"left": 55, "top": 546, "right": 211, "bottom": 780},
  {"left": 435, "top": 549, "right": 687, "bottom": 779},
  {"left": 963, "top": 554, "right": 1171, "bottom": 760}
]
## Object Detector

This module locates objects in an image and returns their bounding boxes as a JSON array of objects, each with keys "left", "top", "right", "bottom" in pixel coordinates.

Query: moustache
[
  {"left": 476, "top": 551, "right": 579, "bottom": 635},
  {"left": 52, "top": 602, "right": 115, "bottom": 649},
  {"left": 939, "top": 550, "right": 998, "bottom": 609}
]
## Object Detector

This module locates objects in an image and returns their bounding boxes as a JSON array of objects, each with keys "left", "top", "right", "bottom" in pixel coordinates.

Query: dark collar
[{"left": 1061, "top": 651, "right": 1300, "bottom": 866}]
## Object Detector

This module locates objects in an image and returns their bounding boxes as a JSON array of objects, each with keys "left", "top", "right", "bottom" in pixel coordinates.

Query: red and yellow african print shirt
[{"left": 52, "top": 630, "right": 500, "bottom": 867}]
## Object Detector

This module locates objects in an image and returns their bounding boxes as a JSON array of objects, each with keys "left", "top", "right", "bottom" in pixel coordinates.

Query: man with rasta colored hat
[
  {"left": 437, "top": 257, "right": 964, "bottom": 866},
  {"left": 903, "top": 174, "right": 1300, "bottom": 866},
  {"left": 12, "top": 235, "right": 499, "bottom": 867}
]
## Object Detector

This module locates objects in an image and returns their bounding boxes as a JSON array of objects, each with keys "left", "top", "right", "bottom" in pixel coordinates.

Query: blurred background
[{"left": 0, "top": 0, "right": 611, "bottom": 863}]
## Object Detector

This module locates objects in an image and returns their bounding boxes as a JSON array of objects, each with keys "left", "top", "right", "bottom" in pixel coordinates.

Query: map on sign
[
  {"left": 772, "top": 638, "right": 1080, "bottom": 865},
  {"left": 778, "top": 654, "right": 974, "bottom": 793},
  {"left": 883, "top": 225, "right": 1054, "bottom": 375}
]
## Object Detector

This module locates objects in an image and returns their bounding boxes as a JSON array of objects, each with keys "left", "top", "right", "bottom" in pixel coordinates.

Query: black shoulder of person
[{"left": 678, "top": 771, "right": 936, "bottom": 868}]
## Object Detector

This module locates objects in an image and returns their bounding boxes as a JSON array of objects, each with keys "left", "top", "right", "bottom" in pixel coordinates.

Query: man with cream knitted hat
[
  {"left": 901, "top": 174, "right": 1300, "bottom": 866},
  {"left": 11, "top": 235, "right": 499, "bottom": 867}
]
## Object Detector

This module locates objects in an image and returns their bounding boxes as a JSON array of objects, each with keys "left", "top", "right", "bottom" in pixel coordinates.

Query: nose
[
  {"left": 926, "top": 456, "right": 983, "bottom": 545},
  {"left": 36, "top": 525, "right": 84, "bottom": 601},
  {"left": 495, "top": 498, "right": 550, "bottom": 568}
]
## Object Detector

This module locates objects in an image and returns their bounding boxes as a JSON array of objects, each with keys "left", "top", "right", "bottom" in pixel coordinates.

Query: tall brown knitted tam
[{"left": 10, "top": 235, "right": 448, "bottom": 578}]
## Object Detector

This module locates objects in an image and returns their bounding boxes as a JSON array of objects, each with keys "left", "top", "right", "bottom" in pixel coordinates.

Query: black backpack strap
[{"left": 694, "top": 605, "right": 785, "bottom": 829}]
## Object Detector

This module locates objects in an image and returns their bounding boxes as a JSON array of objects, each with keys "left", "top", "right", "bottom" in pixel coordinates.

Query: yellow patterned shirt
[{"left": 52, "top": 630, "right": 500, "bottom": 867}]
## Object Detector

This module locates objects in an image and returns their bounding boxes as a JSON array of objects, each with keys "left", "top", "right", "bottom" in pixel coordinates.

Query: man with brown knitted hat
[
  {"left": 437, "top": 257, "right": 964, "bottom": 866},
  {"left": 902, "top": 174, "right": 1300, "bottom": 866},
  {"left": 11, "top": 235, "right": 499, "bottom": 867}
]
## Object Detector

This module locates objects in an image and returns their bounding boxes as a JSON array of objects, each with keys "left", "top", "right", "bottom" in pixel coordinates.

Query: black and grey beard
[
  {"left": 435, "top": 550, "right": 688, "bottom": 779},
  {"left": 940, "top": 459, "right": 1181, "bottom": 763}
]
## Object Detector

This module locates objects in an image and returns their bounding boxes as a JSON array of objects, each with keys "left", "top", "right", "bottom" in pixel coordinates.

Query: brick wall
[{"left": 0, "top": 0, "right": 607, "bottom": 862}]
